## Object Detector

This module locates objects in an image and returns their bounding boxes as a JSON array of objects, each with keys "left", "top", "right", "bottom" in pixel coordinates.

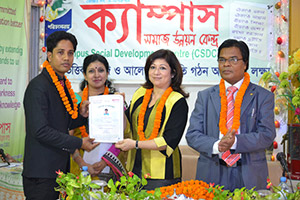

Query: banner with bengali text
[
  {"left": 0, "top": 0, "right": 27, "bottom": 161},
  {"left": 45, "top": 0, "right": 277, "bottom": 85}
]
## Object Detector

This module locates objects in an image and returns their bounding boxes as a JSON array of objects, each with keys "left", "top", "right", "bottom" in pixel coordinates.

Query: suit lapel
[
  {"left": 211, "top": 85, "right": 221, "bottom": 119},
  {"left": 210, "top": 82, "right": 255, "bottom": 123},
  {"left": 241, "top": 82, "right": 255, "bottom": 116}
]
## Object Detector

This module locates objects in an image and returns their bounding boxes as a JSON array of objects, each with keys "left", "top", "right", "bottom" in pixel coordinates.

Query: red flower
[
  {"left": 295, "top": 107, "right": 300, "bottom": 115},
  {"left": 56, "top": 169, "right": 63, "bottom": 176},
  {"left": 209, "top": 183, "right": 215, "bottom": 187},
  {"left": 128, "top": 171, "right": 134, "bottom": 177},
  {"left": 144, "top": 173, "right": 151, "bottom": 179}
]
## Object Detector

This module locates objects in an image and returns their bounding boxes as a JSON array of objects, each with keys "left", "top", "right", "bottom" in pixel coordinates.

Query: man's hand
[
  {"left": 86, "top": 163, "right": 100, "bottom": 177},
  {"left": 92, "top": 160, "right": 107, "bottom": 173},
  {"left": 218, "top": 129, "right": 236, "bottom": 152},
  {"left": 79, "top": 100, "right": 90, "bottom": 118},
  {"left": 81, "top": 137, "right": 100, "bottom": 152},
  {"left": 0, "top": 153, "right": 17, "bottom": 163}
]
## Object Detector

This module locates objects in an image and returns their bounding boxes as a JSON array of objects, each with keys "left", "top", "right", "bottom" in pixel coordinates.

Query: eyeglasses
[{"left": 217, "top": 57, "right": 243, "bottom": 65}]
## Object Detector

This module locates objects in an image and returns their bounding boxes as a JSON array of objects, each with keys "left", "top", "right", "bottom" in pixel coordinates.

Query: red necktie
[
  {"left": 221, "top": 86, "right": 240, "bottom": 166},
  {"left": 59, "top": 80, "right": 65, "bottom": 88}
]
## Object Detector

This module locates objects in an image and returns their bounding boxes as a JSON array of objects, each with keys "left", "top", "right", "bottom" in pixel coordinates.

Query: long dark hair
[
  {"left": 142, "top": 49, "right": 189, "bottom": 98},
  {"left": 79, "top": 54, "right": 115, "bottom": 93}
]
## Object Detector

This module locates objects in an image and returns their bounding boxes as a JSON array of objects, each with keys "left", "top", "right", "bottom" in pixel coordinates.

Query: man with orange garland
[
  {"left": 186, "top": 39, "right": 276, "bottom": 191},
  {"left": 22, "top": 31, "right": 99, "bottom": 199}
]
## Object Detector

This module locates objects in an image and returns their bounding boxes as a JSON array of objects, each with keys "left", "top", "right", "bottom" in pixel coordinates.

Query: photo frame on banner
[{"left": 44, "top": 0, "right": 284, "bottom": 86}]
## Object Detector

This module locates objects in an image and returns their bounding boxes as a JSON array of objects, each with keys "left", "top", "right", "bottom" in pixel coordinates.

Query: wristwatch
[{"left": 135, "top": 140, "right": 139, "bottom": 149}]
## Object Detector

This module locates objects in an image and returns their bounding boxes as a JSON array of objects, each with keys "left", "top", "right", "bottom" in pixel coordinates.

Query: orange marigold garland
[
  {"left": 137, "top": 87, "right": 173, "bottom": 141},
  {"left": 148, "top": 179, "right": 215, "bottom": 200},
  {"left": 219, "top": 72, "right": 250, "bottom": 136},
  {"left": 79, "top": 86, "right": 109, "bottom": 137},
  {"left": 43, "top": 61, "right": 78, "bottom": 119}
]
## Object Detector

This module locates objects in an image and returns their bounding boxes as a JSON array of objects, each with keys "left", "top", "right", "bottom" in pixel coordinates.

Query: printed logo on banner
[{"left": 45, "top": 0, "right": 72, "bottom": 44}]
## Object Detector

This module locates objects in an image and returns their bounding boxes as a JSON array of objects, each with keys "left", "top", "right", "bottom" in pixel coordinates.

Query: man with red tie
[{"left": 186, "top": 39, "right": 276, "bottom": 191}]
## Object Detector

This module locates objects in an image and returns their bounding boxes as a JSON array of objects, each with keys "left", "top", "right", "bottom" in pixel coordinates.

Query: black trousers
[{"left": 23, "top": 176, "right": 59, "bottom": 200}]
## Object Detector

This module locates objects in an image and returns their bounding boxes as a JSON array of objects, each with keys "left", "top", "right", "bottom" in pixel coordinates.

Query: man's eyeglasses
[{"left": 217, "top": 57, "right": 243, "bottom": 65}]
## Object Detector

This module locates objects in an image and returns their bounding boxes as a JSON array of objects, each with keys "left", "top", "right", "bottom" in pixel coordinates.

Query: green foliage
[
  {"left": 105, "top": 173, "right": 161, "bottom": 200},
  {"left": 208, "top": 184, "right": 299, "bottom": 200},
  {"left": 54, "top": 170, "right": 101, "bottom": 200}
]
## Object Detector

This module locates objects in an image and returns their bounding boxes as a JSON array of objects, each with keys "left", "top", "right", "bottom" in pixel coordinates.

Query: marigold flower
[{"left": 43, "top": 60, "right": 78, "bottom": 120}]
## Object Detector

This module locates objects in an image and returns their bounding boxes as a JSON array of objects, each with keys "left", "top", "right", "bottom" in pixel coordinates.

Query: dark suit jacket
[
  {"left": 22, "top": 68, "right": 86, "bottom": 178},
  {"left": 186, "top": 82, "right": 276, "bottom": 190}
]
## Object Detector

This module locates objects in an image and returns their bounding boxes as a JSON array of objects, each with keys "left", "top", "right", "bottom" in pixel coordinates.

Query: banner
[
  {"left": 45, "top": 0, "right": 277, "bottom": 85},
  {"left": 0, "top": 0, "right": 27, "bottom": 161}
]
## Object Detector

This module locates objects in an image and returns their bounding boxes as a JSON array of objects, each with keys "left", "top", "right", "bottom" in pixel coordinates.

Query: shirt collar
[
  {"left": 224, "top": 77, "right": 244, "bottom": 91},
  {"left": 56, "top": 73, "right": 65, "bottom": 81}
]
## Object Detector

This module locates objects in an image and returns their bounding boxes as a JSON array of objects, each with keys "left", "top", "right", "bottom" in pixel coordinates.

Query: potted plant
[{"left": 54, "top": 169, "right": 101, "bottom": 200}]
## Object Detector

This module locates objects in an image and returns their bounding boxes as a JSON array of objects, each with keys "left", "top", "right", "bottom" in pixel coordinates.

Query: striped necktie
[{"left": 221, "top": 86, "right": 241, "bottom": 166}]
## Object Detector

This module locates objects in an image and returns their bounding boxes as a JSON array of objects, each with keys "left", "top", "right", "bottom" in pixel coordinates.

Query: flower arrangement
[
  {"left": 148, "top": 178, "right": 300, "bottom": 200},
  {"left": 260, "top": 48, "right": 300, "bottom": 123},
  {"left": 160, "top": 179, "right": 215, "bottom": 200}
]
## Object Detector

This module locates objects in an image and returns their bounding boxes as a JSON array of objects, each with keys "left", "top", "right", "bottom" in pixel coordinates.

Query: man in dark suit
[
  {"left": 186, "top": 39, "right": 276, "bottom": 191},
  {"left": 23, "top": 31, "right": 99, "bottom": 199}
]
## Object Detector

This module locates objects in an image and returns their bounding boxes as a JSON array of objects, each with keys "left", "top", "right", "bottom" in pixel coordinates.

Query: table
[{"left": 0, "top": 163, "right": 24, "bottom": 200}]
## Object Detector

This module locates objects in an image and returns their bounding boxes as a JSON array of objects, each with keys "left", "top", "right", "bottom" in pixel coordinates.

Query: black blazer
[{"left": 22, "top": 68, "right": 86, "bottom": 178}]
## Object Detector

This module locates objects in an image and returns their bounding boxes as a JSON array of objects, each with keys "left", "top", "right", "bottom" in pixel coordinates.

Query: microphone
[
  {"left": 276, "top": 152, "right": 288, "bottom": 173},
  {"left": 276, "top": 152, "right": 295, "bottom": 193},
  {"left": 0, "top": 148, "right": 10, "bottom": 165}
]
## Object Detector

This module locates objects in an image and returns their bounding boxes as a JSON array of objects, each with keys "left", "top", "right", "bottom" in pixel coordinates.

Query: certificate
[{"left": 89, "top": 95, "right": 124, "bottom": 143}]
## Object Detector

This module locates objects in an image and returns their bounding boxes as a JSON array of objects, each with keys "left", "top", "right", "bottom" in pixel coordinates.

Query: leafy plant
[
  {"left": 54, "top": 169, "right": 101, "bottom": 200},
  {"left": 206, "top": 179, "right": 299, "bottom": 200},
  {"left": 105, "top": 172, "right": 161, "bottom": 200}
]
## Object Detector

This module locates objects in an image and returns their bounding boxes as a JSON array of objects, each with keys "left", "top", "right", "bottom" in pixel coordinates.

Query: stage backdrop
[
  {"left": 45, "top": 0, "right": 278, "bottom": 86},
  {"left": 0, "top": 0, "right": 28, "bottom": 161}
]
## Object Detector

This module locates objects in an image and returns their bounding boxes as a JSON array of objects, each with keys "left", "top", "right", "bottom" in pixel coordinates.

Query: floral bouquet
[{"left": 260, "top": 48, "right": 300, "bottom": 123}]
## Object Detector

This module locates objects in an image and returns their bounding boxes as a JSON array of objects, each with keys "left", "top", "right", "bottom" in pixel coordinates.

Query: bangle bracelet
[{"left": 135, "top": 140, "right": 139, "bottom": 150}]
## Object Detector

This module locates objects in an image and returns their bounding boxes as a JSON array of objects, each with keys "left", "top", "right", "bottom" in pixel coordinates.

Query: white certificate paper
[{"left": 89, "top": 95, "right": 124, "bottom": 143}]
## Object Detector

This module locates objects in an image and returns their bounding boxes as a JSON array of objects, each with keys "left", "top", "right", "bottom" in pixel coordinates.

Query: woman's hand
[{"left": 115, "top": 139, "right": 135, "bottom": 151}]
